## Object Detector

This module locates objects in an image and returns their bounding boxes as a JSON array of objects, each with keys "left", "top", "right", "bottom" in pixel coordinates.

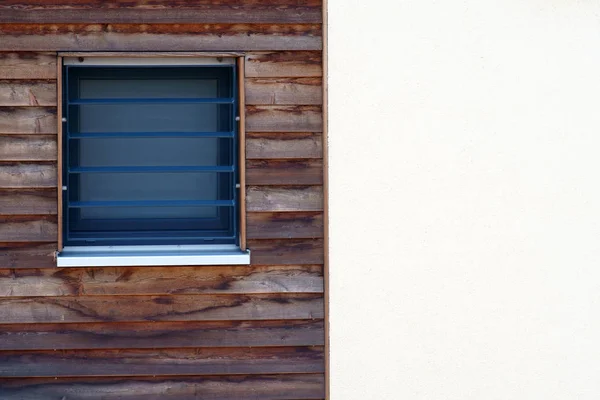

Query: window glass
[{"left": 63, "top": 65, "right": 237, "bottom": 246}]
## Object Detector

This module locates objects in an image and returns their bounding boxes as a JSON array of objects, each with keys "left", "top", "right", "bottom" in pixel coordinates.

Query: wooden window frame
[{"left": 56, "top": 52, "right": 247, "bottom": 265}]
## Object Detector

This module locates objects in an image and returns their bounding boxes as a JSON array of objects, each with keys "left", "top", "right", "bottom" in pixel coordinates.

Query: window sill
[{"left": 56, "top": 245, "right": 250, "bottom": 267}]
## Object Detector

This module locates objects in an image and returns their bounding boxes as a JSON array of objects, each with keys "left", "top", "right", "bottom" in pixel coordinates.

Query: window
[{"left": 57, "top": 56, "right": 249, "bottom": 267}]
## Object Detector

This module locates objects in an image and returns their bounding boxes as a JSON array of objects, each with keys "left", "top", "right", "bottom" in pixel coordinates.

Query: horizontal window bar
[
  {"left": 67, "top": 234, "right": 237, "bottom": 241},
  {"left": 68, "top": 166, "right": 234, "bottom": 173},
  {"left": 67, "top": 131, "right": 235, "bottom": 139},
  {"left": 69, "top": 200, "right": 234, "bottom": 208},
  {"left": 68, "top": 97, "right": 235, "bottom": 105}
]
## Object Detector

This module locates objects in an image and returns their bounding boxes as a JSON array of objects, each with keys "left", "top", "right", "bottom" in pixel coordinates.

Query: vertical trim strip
[
  {"left": 238, "top": 56, "right": 247, "bottom": 252},
  {"left": 57, "top": 55, "right": 64, "bottom": 253},
  {"left": 322, "top": 0, "right": 330, "bottom": 397}
]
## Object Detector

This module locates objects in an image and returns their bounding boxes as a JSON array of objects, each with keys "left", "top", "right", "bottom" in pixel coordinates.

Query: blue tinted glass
[{"left": 64, "top": 65, "right": 237, "bottom": 246}]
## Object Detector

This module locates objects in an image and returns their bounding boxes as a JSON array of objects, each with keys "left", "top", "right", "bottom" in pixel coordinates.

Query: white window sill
[{"left": 56, "top": 245, "right": 250, "bottom": 267}]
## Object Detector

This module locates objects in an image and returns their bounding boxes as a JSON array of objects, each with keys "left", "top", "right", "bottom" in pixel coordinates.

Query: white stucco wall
[{"left": 328, "top": 1, "right": 600, "bottom": 399}]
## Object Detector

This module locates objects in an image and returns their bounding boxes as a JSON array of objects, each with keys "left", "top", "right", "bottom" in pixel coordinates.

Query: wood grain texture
[
  {"left": 247, "top": 159, "right": 323, "bottom": 185},
  {"left": 0, "top": 135, "right": 57, "bottom": 161},
  {"left": 0, "top": 189, "right": 57, "bottom": 215},
  {"left": 0, "top": 242, "right": 57, "bottom": 269},
  {"left": 0, "top": 320, "right": 325, "bottom": 350},
  {"left": 0, "top": 346, "right": 324, "bottom": 377},
  {"left": 0, "top": 265, "right": 323, "bottom": 296},
  {"left": 246, "top": 132, "right": 322, "bottom": 159},
  {"left": 249, "top": 239, "right": 324, "bottom": 265},
  {"left": 246, "top": 78, "right": 322, "bottom": 105},
  {"left": 0, "top": 163, "right": 56, "bottom": 188},
  {"left": 247, "top": 212, "right": 323, "bottom": 239},
  {"left": 246, "top": 105, "right": 322, "bottom": 132},
  {"left": 0, "top": 216, "right": 57, "bottom": 242},
  {"left": 0, "top": 81, "right": 56, "bottom": 107},
  {"left": 0, "top": 24, "right": 322, "bottom": 52},
  {"left": 0, "top": 374, "right": 325, "bottom": 400},
  {"left": 0, "top": 0, "right": 322, "bottom": 24},
  {"left": 0, "top": 293, "right": 324, "bottom": 323},
  {"left": 247, "top": 186, "right": 323, "bottom": 212},
  {"left": 0, "top": 53, "right": 56, "bottom": 80},
  {"left": 0, "top": 9, "right": 327, "bottom": 389},
  {"left": 0, "top": 107, "right": 57, "bottom": 134},
  {"left": 245, "top": 51, "right": 322, "bottom": 77}
]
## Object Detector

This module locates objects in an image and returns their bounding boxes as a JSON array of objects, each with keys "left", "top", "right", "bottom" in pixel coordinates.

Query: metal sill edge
[{"left": 57, "top": 245, "right": 250, "bottom": 267}]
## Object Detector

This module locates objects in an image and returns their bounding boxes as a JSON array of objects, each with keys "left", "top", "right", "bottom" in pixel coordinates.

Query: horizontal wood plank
[
  {"left": 246, "top": 105, "right": 322, "bottom": 132},
  {"left": 0, "top": 216, "right": 57, "bottom": 242},
  {"left": 0, "top": 320, "right": 324, "bottom": 350},
  {"left": 0, "top": 24, "right": 322, "bottom": 51},
  {"left": 0, "top": 346, "right": 324, "bottom": 377},
  {"left": 249, "top": 239, "right": 324, "bottom": 265},
  {"left": 0, "top": 107, "right": 57, "bottom": 134},
  {"left": 0, "top": 53, "right": 56, "bottom": 80},
  {"left": 0, "top": 163, "right": 56, "bottom": 188},
  {"left": 0, "top": 189, "right": 57, "bottom": 215},
  {"left": 0, "top": 293, "right": 324, "bottom": 323},
  {"left": 0, "top": 1, "right": 321, "bottom": 24},
  {"left": 0, "top": 242, "right": 56, "bottom": 269},
  {"left": 0, "top": 265, "right": 323, "bottom": 296},
  {"left": 246, "top": 78, "right": 322, "bottom": 105},
  {"left": 247, "top": 186, "right": 323, "bottom": 212},
  {"left": 245, "top": 51, "right": 322, "bottom": 77},
  {"left": 0, "top": 135, "right": 57, "bottom": 161},
  {"left": 0, "top": 374, "right": 325, "bottom": 400},
  {"left": 246, "top": 132, "right": 322, "bottom": 159},
  {"left": 0, "top": 81, "right": 56, "bottom": 107},
  {"left": 247, "top": 212, "right": 323, "bottom": 239},
  {"left": 247, "top": 159, "right": 322, "bottom": 185}
]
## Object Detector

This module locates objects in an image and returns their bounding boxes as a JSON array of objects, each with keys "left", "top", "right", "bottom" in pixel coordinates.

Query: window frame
[{"left": 56, "top": 53, "right": 248, "bottom": 267}]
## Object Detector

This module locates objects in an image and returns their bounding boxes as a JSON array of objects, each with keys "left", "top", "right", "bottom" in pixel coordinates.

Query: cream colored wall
[{"left": 328, "top": 1, "right": 600, "bottom": 399}]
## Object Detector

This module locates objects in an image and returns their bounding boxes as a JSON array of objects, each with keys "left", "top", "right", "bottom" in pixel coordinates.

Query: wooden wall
[{"left": 0, "top": 2, "right": 325, "bottom": 398}]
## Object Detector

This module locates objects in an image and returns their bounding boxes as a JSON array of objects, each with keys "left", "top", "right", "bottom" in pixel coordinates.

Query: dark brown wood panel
[
  {"left": 0, "top": 107, "right": 57, "bottom": 134},
  {"left": 0, "top": 53, "right": 56, "bottom": 80},
  {"left": 0, "top": 374, "right": 325, "bottom": 400},
  {"left": 0, "top": 189, "right": 57, "bottom": 215},
  {"left": 246, "top": 51, "right": 322, "bottom": 77},
  {"left": 0, "top": 1, "right": 321, "bottom": 24},
  {"left": 246, "top": 132, "right": 323, "bottom": 159},
  {"left": 0, "top": 163, "right": 56, "bottom": 188},
  {"left": 0, "top": 12, "right": 326, "bottom": 391},
  {"left": 0, "top": 242, "right": 56, "bottom": 269},
  {"left": 247, "top": 186, "right": 323, "bottom": 212},
  {"left": 246, "top": 105, "right": 322, "bottom": 132},
  {"left": 0, "top": 346, "right": 324, "bottom": 377},
  {"left": 0, "top": 135, "right": 57, "bottom": 161},
  {"left": 246, "top": 78, "right": 322, "bottom": 105},
  {"left": 247, "top": 159, "right": 323, "bottom": 185},
  {"left": 0, "top": 293, "right": 324, "bottom": 323},
  {"left": 0, "top": 265, "right": 323, "bottom": 296},
  {"left": 0, "top": 320, "right": 325, "bottom": 350},
  {"left": 249, "top": 239, "right": 324, "bottom": 265},
  {"left": 0, "top": 81, "right": 56, "bottom": 107},
  {"left": 0, "top": 24, "right": 322, "bottom": 51},
  {"left": 0, "top": 215, "right": 57, "bottom": 242},
  {"left": 247, "top": 212, "right": 323, "bottom": 239}
]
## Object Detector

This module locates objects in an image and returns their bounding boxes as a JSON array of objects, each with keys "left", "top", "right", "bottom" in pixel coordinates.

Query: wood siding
[{"left": 0, "top": 3, "right": 325, "bottom": 398}]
